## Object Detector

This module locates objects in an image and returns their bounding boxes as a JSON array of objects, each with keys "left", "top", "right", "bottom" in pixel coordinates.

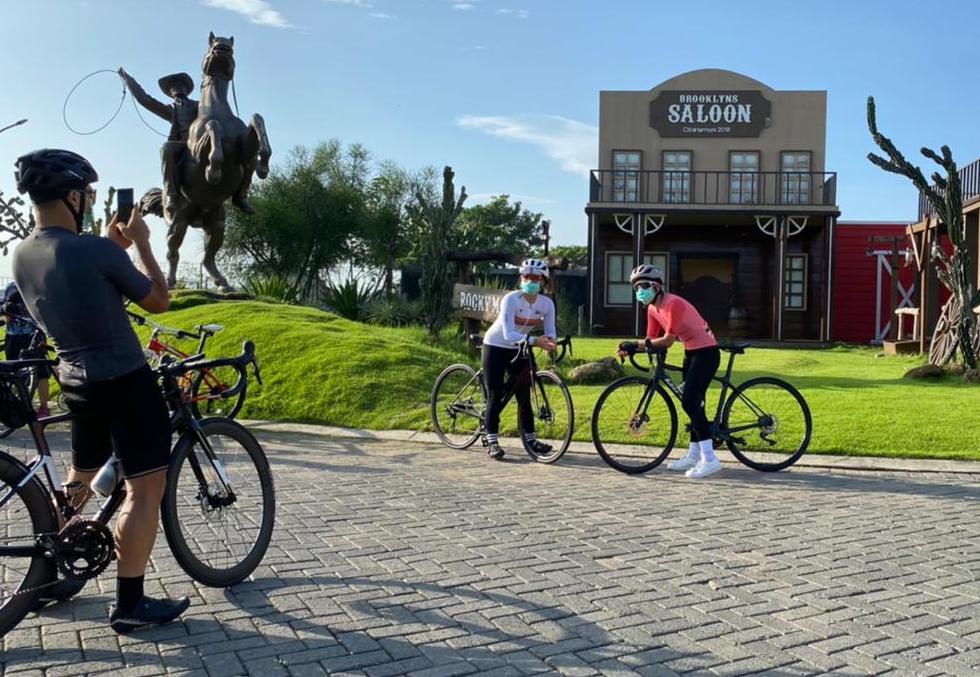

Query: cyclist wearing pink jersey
[{"left": 616, "top": 264, "right": 722, "bottom": 478}]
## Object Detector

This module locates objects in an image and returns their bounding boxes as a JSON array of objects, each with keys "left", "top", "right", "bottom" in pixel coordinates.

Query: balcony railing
[
  {"left": 589, "top": 169, "right": 838, "bottom": 207},
  {"left": 918, "top": 157, "right": 980, "bottom": 220}
]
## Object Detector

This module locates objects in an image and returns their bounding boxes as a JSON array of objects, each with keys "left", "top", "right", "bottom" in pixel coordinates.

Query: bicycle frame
[
  {"left": 132, "top": 312, "right": 237, "bottom": 408},
  {"left": 449, "top": 336, "right": 571, "bottom": 433},
  {"left": 0, "top": 356, "right": 246, "bottom": 561},
  {"left": 629, "top": 345, "right": 764, "bottom": 444}
]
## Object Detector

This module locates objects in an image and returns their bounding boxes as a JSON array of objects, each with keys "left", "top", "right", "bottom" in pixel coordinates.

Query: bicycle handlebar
[{"left": 161, "top": 340, "right": 263, "bottom": 387}]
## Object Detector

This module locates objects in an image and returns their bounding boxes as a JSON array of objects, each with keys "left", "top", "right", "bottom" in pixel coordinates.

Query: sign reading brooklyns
[{"left": 649, "top": 90, "right": 772, "bottom": 138}]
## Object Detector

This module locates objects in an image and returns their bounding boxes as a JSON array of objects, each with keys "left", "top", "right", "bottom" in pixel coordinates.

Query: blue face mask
[
  {"left": 521, "top": 281, "right": 541, "bottom": 295},
  {"left": 635, "top": 287, "right": 655, "bottom": 305}
]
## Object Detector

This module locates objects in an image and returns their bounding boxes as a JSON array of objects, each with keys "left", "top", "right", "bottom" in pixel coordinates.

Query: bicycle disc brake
[
  {"left": 627, "top": 413, "right": 648, "bottom": 437},
  {"left": 56, "top": 519, "right": 115, "bottom": 581}
]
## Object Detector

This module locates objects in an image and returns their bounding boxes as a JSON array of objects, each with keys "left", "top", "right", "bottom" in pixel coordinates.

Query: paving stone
[{"left": 7, "top": 429, "right": 978, "bottom": 676}]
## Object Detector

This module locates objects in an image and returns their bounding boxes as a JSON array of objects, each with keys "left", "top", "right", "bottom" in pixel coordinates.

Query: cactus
[
  {"left": 867, "top": 96, "right": 977, "bottom": 368},
  {"left": 413, "top": 166, "right": 467, "bottom": 337}
]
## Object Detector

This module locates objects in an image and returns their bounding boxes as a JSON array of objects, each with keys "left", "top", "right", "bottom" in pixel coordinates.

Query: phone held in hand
[{"left": 116, "top": 188, "right": 134, "bottom": 223}]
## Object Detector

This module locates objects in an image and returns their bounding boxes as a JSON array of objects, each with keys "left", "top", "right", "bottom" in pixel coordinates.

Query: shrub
[
  {"left": 323, "top": 279, "right": 373, "bottom": 321},
  {"left": 366, "top": 294, "right": 423, "bottom": 327},
  {"left": 243, "top": 273, "right": 298, "bottom": 304}
]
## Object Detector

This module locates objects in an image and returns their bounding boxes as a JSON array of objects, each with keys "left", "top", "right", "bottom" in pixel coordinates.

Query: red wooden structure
[{"left": 831, "top": 221, "right": 917, "bottom": 344}]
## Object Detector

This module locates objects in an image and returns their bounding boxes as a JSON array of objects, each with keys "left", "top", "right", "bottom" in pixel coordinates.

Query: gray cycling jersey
[{"left": 12, "top": 227, "right": 152, "bottom": 386}]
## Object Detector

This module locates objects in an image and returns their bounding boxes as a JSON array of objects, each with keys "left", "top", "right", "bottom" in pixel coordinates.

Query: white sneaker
[
  {"left": 685, "top": 457, "right": 721, "bottom": 478},
  {"left": 667, "top": 451, "right": 699, "bottom": 471}
]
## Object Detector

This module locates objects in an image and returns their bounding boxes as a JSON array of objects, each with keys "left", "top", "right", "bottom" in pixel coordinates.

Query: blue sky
[{"left": 2, "top": 0, "right": 980, "bottom": 277}]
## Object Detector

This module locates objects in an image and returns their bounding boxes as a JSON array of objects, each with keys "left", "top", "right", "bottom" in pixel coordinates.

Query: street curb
[{"left": 242, "top": 420, "right": 980, "bottom": 475}]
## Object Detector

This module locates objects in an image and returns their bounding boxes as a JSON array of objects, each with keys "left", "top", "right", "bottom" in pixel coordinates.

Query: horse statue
[{"left": 123, "top": 31, "right": 271, "bottom": 292}]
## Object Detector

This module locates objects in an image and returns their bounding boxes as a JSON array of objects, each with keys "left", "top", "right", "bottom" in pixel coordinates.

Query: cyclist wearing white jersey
[{"left": 481, "top": 258, "right": 557, "bottom": 460}]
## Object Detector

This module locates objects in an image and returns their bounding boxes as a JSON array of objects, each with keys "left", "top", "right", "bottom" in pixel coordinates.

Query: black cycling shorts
[{"left": 61, "top": 365, "right": 171, "bottom": 479}]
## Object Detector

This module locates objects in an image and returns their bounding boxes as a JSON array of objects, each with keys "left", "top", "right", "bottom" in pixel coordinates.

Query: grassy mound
[
  {"left": 139, "top": 300, "right": 467, "bottom": 431},
  {"left": 139, "top": 299, "right": 980, "bottom": 461}
]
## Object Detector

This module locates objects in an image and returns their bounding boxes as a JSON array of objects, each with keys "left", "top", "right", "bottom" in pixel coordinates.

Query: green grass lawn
[{"left": 138, "top": 296, "right": 979, "bottom": 461}]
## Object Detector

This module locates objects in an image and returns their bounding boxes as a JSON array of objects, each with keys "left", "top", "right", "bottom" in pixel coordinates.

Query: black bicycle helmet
[
  {"left": 140, "top": 188, "right": 164, "bottom": 217},
  {"left": 14, "top": 148, "right": 98, "bottom": 203}
]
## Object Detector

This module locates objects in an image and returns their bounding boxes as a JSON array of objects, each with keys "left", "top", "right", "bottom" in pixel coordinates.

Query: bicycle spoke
[
  {"left": 431, "top": 366, "right": 485, "bottom": 449},
  {"left": 592, "top": 378, "right": 676, "bottom": 474},
  {"left": 722, "top": 378, "right": 811, "bottom": 471}
]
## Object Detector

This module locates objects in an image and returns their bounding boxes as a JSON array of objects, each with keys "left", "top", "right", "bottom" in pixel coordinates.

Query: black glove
[{"left": 618, "top": 341, "right": 637, "bottom": 355}]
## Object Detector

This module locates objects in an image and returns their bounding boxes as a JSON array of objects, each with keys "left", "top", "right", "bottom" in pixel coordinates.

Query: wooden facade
[{"left": 585, "top": 69, "right": 840, "bottom": 341}]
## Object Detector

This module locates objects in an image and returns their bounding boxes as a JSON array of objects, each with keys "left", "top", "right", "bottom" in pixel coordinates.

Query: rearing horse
[{"left": 170, "top": 32, "right": 271, "bottom": 292}]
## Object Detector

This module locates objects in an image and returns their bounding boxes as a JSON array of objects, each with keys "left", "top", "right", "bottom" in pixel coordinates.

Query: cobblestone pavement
[{"left": 2, "top": 430, "right": 979, "bottom": 676}]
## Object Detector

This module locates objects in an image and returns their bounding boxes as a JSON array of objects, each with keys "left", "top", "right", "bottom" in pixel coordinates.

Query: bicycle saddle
[
  {"left": 720, "top": 342, "right": 750, "bottom": 354},
  {"left": 468, "top": 333, "right": 483, "bottom": 347},
  {"left": 196, "top": 324, "right": 224, "bottom": 334}
]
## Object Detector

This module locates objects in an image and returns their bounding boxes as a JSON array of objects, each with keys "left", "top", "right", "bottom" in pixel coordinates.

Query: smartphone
[{"left": 116, "top": 188, "right": 134, "bottom": 223}]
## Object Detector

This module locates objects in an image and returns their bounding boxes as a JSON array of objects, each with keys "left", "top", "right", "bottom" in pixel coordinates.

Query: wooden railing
[{"left": 589, "top": 169, "right": 837, "bottom": 207}]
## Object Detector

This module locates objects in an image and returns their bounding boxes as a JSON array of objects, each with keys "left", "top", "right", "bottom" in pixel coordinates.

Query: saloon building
[{"left": 586, "top": 69, "right": 840, "bottom": 340}]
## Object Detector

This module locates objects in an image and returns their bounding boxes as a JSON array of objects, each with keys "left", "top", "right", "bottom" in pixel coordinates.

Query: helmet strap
[{"left": 61, "top": 192, "right": 86, "bottom": 234}]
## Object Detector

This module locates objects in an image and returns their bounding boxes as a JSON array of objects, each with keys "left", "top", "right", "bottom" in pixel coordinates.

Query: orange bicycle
[{"left": 127, "top": 311, "right": 258, "bottom": 419}]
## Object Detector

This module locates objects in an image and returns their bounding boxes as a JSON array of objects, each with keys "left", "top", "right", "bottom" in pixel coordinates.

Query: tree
[
  {"left": 411, "top": 166, "right": 467, "bottom": 337},
  {"left": 454, "top": 195, "right": 546, "bottom": 268},
  {"left": 867, "top": 96, "right": 977, "bottom": 368},
  {"left": 544, "top": 244, "right": 587, "bottom": 270},
  {"left": 222, "top": 141, "right": 366, "bottom": 302},
  {"left": 0, "top": 189, "right": 34, "bottom": 255},
  {"left": 360, "top": 162, "right": 421, "bottom": 294}
]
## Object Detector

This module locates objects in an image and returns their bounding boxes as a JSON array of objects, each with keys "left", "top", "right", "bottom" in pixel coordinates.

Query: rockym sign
[
  {"left": 453, "top": 283, "right": 508, "bottom": 322},
  {"left": 649, "top": 90, "right": 772, "bottom": 137}
]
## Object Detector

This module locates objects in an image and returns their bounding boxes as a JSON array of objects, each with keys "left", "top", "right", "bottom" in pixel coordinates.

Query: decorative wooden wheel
[{"left": 929, "top": 298, "right": 960, "bottom": 366}]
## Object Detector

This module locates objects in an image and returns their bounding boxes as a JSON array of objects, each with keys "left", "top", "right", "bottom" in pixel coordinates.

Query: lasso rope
[
  {"left": 62, "top": 69, "right": 126, "bottom": 135},
  {"left": 63, "top": 68, "right": 168, "bottom": 138}
]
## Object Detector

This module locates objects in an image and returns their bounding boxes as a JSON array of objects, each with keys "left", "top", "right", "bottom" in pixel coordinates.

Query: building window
[
  {"left": 662, "top": 151, "right": 691, "bottom": 203},
  {"left": 781, "top": 152, "right": 811, "bottom": 204},
  {"left": 784, "top": 254, "right": 807, "bottom": 310},
  {"left": 729, "top": 152, "right": 759, "bottom": 204},
  {"left": 613, "top": 151, "right": 641, "bottom": 202},
  {"left": 606, "top": 251, "right": 668, "bottom": 306}
]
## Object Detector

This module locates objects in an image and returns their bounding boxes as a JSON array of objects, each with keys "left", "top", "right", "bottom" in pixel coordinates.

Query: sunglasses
[
  {"left": 633, "top": 282, "right": 655, "bottom": 290},
  {"left": 523, "top": 274, "right": 545, "bottom": 282}
]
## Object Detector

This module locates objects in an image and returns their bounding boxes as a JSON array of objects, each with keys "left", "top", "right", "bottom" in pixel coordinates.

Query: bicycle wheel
[
  {"left": 430, "top": 364, "right": 486, "bottom": 450},
  {"left": 189, "top": 365, "right": 247, "bottom": 420},
  {"left": 521, "top": 370, "right": 573, "bottom": 464},
  {"left": 162, "top": 418, "right": 275, "bottom": 587},
  {"left": 0, "top": 453, "right": 59, "bottom": 637},
  {"left": 591, "top": 376, "right": 677, "bottom": 474},
  {"left": 721, "top": 377, "right": 812, "bottom": 471}
]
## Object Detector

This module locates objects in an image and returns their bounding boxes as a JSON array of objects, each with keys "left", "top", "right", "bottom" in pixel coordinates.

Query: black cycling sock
[{"left": 117, "top": 575, "right": 145, "bottom": 613}]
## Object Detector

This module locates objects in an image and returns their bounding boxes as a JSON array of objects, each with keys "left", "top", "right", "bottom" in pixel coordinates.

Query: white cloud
[
  {"left": 369, "top": 11, "right": 396, "bottom": 19},
  {"left": 457, "top": 114, "right": 597, "bottom": 175},
  {"left": 201, "top": 0, "right": 294, "bottom": 28},
  {"left": 453, "top": 3, "right": 476, "bottom": 9},
  {"left": 474, "top": 45, "right": 487, "bottom": 50},
  {"left": 496, "top": 7, "right": 528, "bottom": 18},
  {"left": 323, "top": 0, "right": 373, "bottom": 5}
]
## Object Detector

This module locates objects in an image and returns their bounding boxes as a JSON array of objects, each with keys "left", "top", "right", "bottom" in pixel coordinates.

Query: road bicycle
[
  {"left": 128, "top": 310, "right": 253, "bottom": 419},
  {"left": 430, "top": 335, "right": 574, "bottom": 463},
  {"left": 591, "top": 340, "right": 812, "bottom": 474},
  {"left": 0, "top": 321, "right": 62, "bottom": 439},
  {"left": 0, "top": 344, "right": 274, "bottom": 637}
]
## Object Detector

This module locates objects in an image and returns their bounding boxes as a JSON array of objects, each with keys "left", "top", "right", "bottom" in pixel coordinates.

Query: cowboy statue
[
  {"left": 119, "top": 68, "right": 257, "bottom": 223},
  {"left": 116, "top": 33, "right": 270, "bottom": 292}
]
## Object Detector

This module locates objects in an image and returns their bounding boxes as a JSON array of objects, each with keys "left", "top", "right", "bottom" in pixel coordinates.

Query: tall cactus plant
[
  {"left": 413, "top": 166, "right": 467, "bottom": 338},
  {"left": 866, "top": 96, "right": 977, "bottom": 368}
]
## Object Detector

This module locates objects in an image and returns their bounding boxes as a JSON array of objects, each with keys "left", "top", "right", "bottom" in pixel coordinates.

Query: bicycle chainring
[{"left": 56, "top": 519, "right": 115, "bottom": 581}]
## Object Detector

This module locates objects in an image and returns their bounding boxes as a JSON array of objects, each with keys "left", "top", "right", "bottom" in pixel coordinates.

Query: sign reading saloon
[{"left": 649, "top": 90, "right": 771, "bottom": 138}]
